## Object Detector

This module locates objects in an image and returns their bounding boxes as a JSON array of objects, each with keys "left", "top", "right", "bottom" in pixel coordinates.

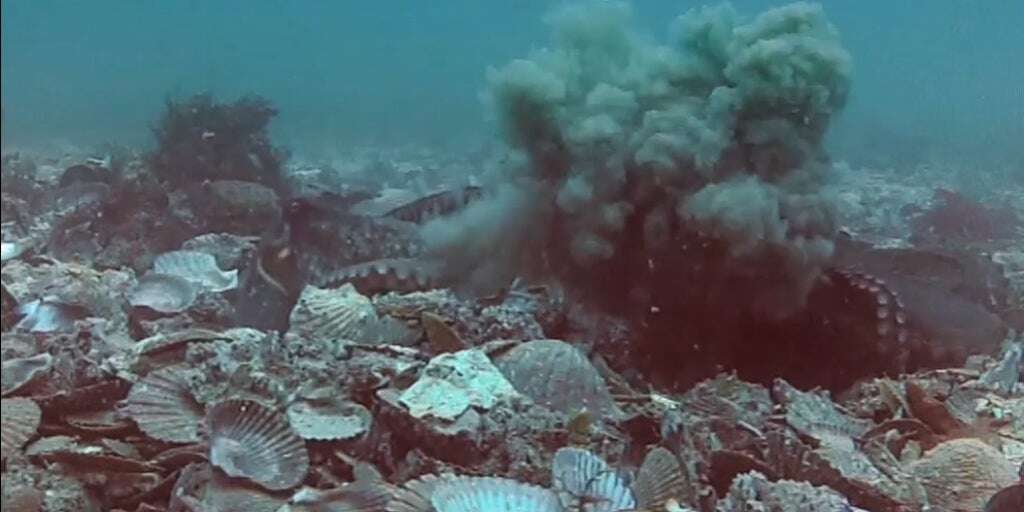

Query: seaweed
[{"left": 150, "top": 93, "right": 288, "bottom": 193}]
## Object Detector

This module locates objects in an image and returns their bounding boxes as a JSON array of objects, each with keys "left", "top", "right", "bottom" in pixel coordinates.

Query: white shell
[
  {"left": 552, "top": 447, "right": 635, "bottom": 512},
  {"left": 128, "top": 273, "right": 198, "bottom": 313},
  {"left": 201, "top": 469, "right": 288, "bottom": 512},
  {"left": 286, "top": 399, "right": 372, "bottom": 441},
  {"left": 1, "top": 241, "right": 25, "bottom": 263},
  {"left": 431, "top": 476, "right": 562, "bottom": 512},
  {"left": 206, "top": 399, "right": 309, "bottom": 491},
  {"left": 1, "top": 398, "right": 41, "bottom": 460},
  {"left": 289, "top": 284, "right": 380, "bottom": 342},
  {"left": 154, "top": 250, "right": 238, "bottom": 293},
  {"left": 494, "top": 340, "right": 619, "bottom": 418},
  {"left": 14, "top": 298, "right": 86, "bottom": 332}
]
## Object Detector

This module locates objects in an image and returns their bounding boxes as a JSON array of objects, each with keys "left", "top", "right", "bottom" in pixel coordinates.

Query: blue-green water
[{"left": 2, "top": 1, "right": 1022, "bottom": 167}]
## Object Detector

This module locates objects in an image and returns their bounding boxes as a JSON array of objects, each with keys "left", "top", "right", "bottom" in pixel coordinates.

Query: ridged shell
[
  {"left": 289, "top": 284, "right": 379, "bottom": 342},
  {"left": 633, "top": 446, "right": 687, "bottom": 509},
  {"left": 431, "top": 476, "right": 562, "bottom": 512},
  {"left": 121, "top": 366, "right": 204, "bottom": 443},
  {"left": 551, "top": 447, "right": 635, "bottom": 511},
  {"left": 206, "top": 399, "right": 310, "bottom": 491},
  {"left": 387, "top": 474, "right": 449, "bottom": 512},
  {"left": 774, "top": 380, "right": 870, "bottom": 451},
  {"left": 154, "top": 250, "right": 239, "bottom": 293},
  {"left": 1, "top": 353, "right": 53, "bottom": 396},
  {"left": 1, "top": 398, "right": 41, "bottom": 460},
  {"left": 128, "top": 273, "right": 199, "bottom": 313},
  {"left": 202, "top": 470, "right": 288, "bottom": 512},
  {"left": 494, "top": 340, "right": 619, "bottom": 418},
  {"left": 286, "top": 399, "right": 372, "bottom": 441},
  {"left": 909, "top": 438, "right": 1016, "bottom": 512}
]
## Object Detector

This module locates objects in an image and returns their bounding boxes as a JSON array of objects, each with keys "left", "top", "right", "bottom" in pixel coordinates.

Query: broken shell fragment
[
  {"left": 1, "top": 397, "right": 41, "bottom": 461},
  {"left": 153, "top": 250, "right": 238, "bottom": 293},
  {"left": 1, "top": 241, "right": 25, "bottom": 263},
  {"left": 25, "top": 435, "right": 161, "bottom": 473},
  {"left": 206, "top": 399, "right": 310, "bottom": 491},
  {"left": 128, "top": 273, "right": 199, "bottom": 314},
  {"left": 285, "top": 399, "right": 372, "bottom": 441},
  {"left": 14, "top": 297, "right": 88, "bottom": 332},
  {"left": 1, "top": 353, "right": 53, "bottom": 396},
  {"left": 121, "top": 365, "right": 204, "bottom": 443}
]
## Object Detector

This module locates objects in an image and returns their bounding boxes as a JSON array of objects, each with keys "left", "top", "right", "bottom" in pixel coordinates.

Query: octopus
[
  {"left": 383, "top": 185, "right": 483, "bottom": 224},
  {"left": 629, "top": 232, "right": 1011, "bottom": 391},
  {"left": 322, "top": 258, "right": 443, "bottom": 296}
]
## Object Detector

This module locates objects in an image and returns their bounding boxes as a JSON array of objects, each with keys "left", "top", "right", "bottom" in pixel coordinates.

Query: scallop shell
[
  {"left": 633, "top": 446, "right": 687, "bottom": 509},
  {"left": 493, "top": 339, "right": 619, "bottom": 418},
  {"left": 25, "top": 435, "right": 161, "bottom": 473},
  {"left": 909, "top": 438, "right": 1016, "bottom": 512},
  {"left": 153, "top": 250, "right": 239, "bottom": 293},
  {"left": 289, "top": 284, "right": 380, "bottom": 342},
  {"left": 206, "top": 399, "right": 309, "bottom": 491},
  {"left": 286, "top": 399, "right": 372, "bottom": 441},
  {"left": 121, "top": 365, "right": 204, "bottom": 443},
  {"left": 430, "top": 476, "right": 562, "bottom": 512},
  {"left": 1, "top": 353, "right": 53, "bottom": 396},
  {"left": 128, "top": 273, "right": 199, "bottom": 313},
  {"left": 201, "top": 471, "right": 289, "bottom": 512},
  {"left": 387, "top": 473, "right": 449, "bottom": 512},
  {"left": 288, "top": 480, "right": 394, "bottom": 512},
  {"left": 14, "top": 298, "right": 88, "bottom": 333},
  {"left": 551, "top": 447, "right": 635, "bottom": 512},
  {"left": 1, "top": 398, "right": 41, "bottom": 460},
  {"left": 774, "top": 379, "right": 870, "bottom": 451}
]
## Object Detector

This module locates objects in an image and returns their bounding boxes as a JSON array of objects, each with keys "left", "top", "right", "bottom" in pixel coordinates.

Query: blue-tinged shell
[
  {"left": 552, "top": 447, "right": 635, "bottom": 512},
  {"left": 431, "top": 476, "right": 563, "bottom": 512}
]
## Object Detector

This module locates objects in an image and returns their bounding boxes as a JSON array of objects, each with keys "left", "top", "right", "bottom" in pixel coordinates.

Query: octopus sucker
[{"left": 325, "top": 258, "right": 443, "bottom": 295}]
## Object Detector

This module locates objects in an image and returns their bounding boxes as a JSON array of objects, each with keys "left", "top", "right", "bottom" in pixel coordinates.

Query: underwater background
[
  {"left": 2, "top": 2, "right": 1023, "bottom": 511},
  {"left": 2, "top": 0, "right": 1022, "bottom": 170}
]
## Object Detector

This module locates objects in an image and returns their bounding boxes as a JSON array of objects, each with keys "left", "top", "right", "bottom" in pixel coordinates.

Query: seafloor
[{"left": 1, "top": 144, "right": 1022, "bottom": 512}]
